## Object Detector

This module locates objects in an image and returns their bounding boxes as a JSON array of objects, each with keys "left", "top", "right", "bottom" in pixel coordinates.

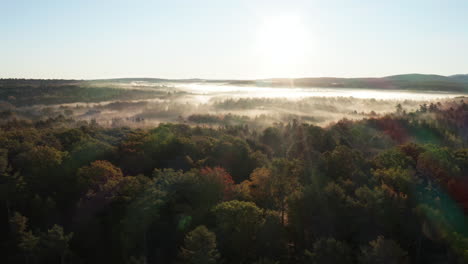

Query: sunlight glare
[{"left": 255, "top": 14, "right": 311, "bottom": 77}]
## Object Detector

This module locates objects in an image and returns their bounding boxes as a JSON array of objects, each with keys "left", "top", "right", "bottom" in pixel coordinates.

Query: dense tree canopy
[{"left": 0, "top": 99, "right": 467, "bottom": 263}]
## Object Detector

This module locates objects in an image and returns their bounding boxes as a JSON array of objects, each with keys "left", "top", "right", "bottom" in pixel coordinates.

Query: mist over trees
[
  {"left": 0, "top": 79, "right": 468, "bottom": 263},
  {"left": 1, "top": 79, "right": 463, "bottom": 129}
]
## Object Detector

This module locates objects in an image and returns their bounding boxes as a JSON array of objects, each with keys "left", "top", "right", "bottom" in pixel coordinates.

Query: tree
[
  {"left": 179, "top": 225, "right": 219, "bottom": 264},
  {"left": 15, "top": 145, "right": 66, "bottom": 194},
  {"left": 260, "top": 127, "right": 283, "bottom": 155},
  {"left": 359, "top": 236, "right": 409, "bottom": 264},
  {"left": 152, "top": 168, "right": 232, "bottom": 222},
  {"left": 287, "top": 182, "right": 356, "bottom": 248},
  {"left": 320, "top": 145, "right": 367, "bottom": 183},
  {"left": 244, "top": 159, "right": 301, "bottom": 225},
  {"left": 210, "top": 136, "right": 253, "bottom": 182},
  {"left": 212, "top": 200, "right": 264, "bottom": 262},
  {"left": 372, "top": 168, "right": 415, "bottom": 195},
  {"left": 417, "top": 146, "right": 460, "bottom": 183},
  {"left": 17, "top": 145, "right": 66, "bottom": 175},
  {"left": 306, "top": 237, "right": 352, "bottom": 264},
  {"left": 0, "top": 148, "right": 8, "bottom": 173},
  {"left": 77, "top": 160, "right": 123, "bottom": 197},
  {"left": 0, "top": 148, "right": 24, "bottom": 220},
  {"left": 372, "top": 148, "right": 414, "bottom": 170},
  {"left": 76, "top": 160, "right": 125, "bottom": 227},
  {"left": 56, "top": 128, "right": 86, "bottom": 150},
  {"left": 9, "top": 212, "right": 39, "bottom": 264},
  {"left": 120, "top": 179, "right": 165, "bottom": 264},
  {"left": 199, "top": 167, "right": 235, "bottom": 201},
  {"left": 39, "top": 224, "right": 73, "bottom": 264},
  {"left": 395, "top": 104, "right": 403, "bottom": 114},
  {"left": 256, "top": 210, "right": 287, "bottom": 260},
  {"left": 67, "top": 138, "right": 114, "bottom": 170},
  {"left": 244, "top": 167, "right": 274, "bottom": 208},
  {"left": 269, "top": 159, "right": 302, "bottom": 225}
]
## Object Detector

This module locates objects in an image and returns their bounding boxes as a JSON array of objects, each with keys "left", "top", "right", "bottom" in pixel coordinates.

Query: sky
[{"left": 1, "top": 0, "right": 468, "bottom": 79}]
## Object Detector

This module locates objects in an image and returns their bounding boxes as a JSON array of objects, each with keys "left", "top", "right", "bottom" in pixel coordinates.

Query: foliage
[
  {"left": 305, "top": 237, "right": 352, "bottom": 264},
  {"left": 359, "top": 236, "right": 409, "bottom": 264},
  {"left": 179, "top": 225, "right": 219, "bottom": 264},
  {"left": 0, "top": 99, "right": 467, "bottom": 263}
]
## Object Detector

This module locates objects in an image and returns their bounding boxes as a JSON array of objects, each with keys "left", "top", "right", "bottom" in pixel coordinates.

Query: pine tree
[{"left": 179, "top": 225, "right": 220, "bottom": 264}]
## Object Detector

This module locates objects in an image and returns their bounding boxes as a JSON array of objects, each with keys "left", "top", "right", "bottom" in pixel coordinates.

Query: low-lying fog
[
  {"left": 177, "top": 83, "right": 466, "bottom": 102},
  {"left": 8, "top": 81, "right": 467, "bottom": 129}
]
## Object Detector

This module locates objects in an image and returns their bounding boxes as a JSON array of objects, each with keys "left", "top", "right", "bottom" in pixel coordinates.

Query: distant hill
[
  {"left": 450, "top": 74, "right": 468, "bottom": 83},
  {"left": 89, "top": 78, "right": 205, "bottom": 83},
  {"left": 2, "top": 73, "right": 468, "bottom": 92},
  {"left": 225, "top": 74, "right": 468, "bottom": 92},
  {"left": 383, "top": 74, "right": 453, "bottom": 82}
]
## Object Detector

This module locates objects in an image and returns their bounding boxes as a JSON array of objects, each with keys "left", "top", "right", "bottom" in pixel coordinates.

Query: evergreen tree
[{"left": 179, "top": 225, "right": 219, "bottom": 264}]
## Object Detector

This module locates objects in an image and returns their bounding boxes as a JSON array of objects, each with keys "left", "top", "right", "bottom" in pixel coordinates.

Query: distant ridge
[
  {"left": 450, "top": 74, "right": 468, "bottom": 83},
  {"left": 93, "top": 73, "right": 468, "bottom": 85},
  {"left": 383, "top": 74, "right": 453, "bottom": 82},
  {"left": 227, "top": 74, "right": 468, "bottom": 92},
  {"left": 90, "top": 78, "right": 206, "bottom": 83},
  {"left": 2, "top": 73, "right": 468, "bottom": 92}
]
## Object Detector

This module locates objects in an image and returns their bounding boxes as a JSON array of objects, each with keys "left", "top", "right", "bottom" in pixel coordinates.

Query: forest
[
  {"left": 3, "top": 0, "right": 468, "bottom": 262},
  {"left": 2, "top": 79, "right": 464, "bottom": 130},
  {"left": 1, "top": 83, "right": 467, "bottom": 263}
]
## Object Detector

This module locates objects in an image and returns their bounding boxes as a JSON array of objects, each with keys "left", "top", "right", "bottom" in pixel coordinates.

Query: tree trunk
[
  {"left": 280, "top": 199, "right": 285, "bottom": 226},
  {"left": 143, "top": 230, "right": 148, "bottom": 264},
  {"left": 6, "top": 199, "right": 11, "bottom": 221},
  {"left": 416, "top": 234, "right": 422, "bottom": 263}
]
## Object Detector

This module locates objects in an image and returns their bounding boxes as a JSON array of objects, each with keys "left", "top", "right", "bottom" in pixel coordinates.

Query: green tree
[
  {"left": 179, "top": 225, "right": 219, "bottom": 264},
  {"left": 39, "top": 224, "right": 73, "bottom": 264},
  {"left": 260, "top": 127, "right": 283, "bottom": 155},
  {"left": 0, "top": 148, "right": 24, "bottom": 220},
  {"left": 256, "top": 210, "right": 287, "bottom": 260},
  {"left": 210, "top": 136, "right": 252, "bottom": 182},
  {"left": 9, "top": 212, "right": 39, "bottom": 264},
  {"left": 16, "top": 145, "right": 66, "bottom": 194},
  {"left": 320, "top": 145, "right": 368, "bottom": 183},
  {"left": 17, "top": 145, "right": 66, "bottom": 175},
  {"left": 372, "top": 167, "right": 415, "bottom": 195},
  {"left": 120, "top": 179, "right": 165, "bottom": 264},
  {"left": 373, "top": 148, "right": 414, "bottom": 169},
  {"left": 359, "top": 236, "right": 409, "bottom": 264},
  {"left": 212, "top": 200, "right": 264, "bottom": 263},
  {"left": 244, "top": 159, "right": 301, "bottom": 225},
  {"left": 306, "top": 237, "right": 352, "bottom": 264}
]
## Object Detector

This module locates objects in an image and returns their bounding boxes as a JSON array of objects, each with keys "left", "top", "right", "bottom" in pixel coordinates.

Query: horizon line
[{"left": 1, "top": 72, "right": 467, "bottom": 81}]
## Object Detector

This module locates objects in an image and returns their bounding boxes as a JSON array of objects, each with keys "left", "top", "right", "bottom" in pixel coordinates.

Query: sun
[{"left": 254, "top": 14, "right": 310, "bottom": 77}]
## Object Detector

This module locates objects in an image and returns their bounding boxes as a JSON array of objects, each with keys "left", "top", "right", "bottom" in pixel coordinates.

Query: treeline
[
  {"left": 227, "top": 75, "right": 468, "bottom": 92},
  {"left": 0, "top": 81, "right": 167, "bottom": 107},
  {"left": 0, "top": 100, "right": 467, "bottom": 263}
]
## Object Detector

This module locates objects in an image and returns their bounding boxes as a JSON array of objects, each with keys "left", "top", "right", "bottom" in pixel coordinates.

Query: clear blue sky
[{"left": 1, "top": 0, "right": 468, "bottom": 79}]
